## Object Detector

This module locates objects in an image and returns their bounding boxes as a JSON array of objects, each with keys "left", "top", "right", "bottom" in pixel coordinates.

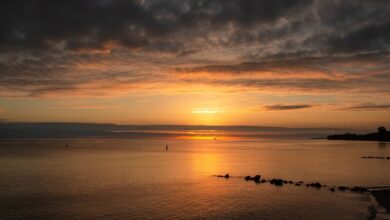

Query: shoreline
[
  {"left": 370, "top": 189, "right": 390, "bottom": 215},
  {"left": 216, "top": 175, "right": 390, "bottom": 218}
]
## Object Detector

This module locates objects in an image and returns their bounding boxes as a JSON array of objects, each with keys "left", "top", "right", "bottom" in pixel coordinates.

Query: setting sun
[{"left": 192, "top": 108, "right": 222, "bottom": 114}]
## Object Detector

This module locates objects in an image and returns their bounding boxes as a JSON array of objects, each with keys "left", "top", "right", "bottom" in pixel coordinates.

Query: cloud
[
  {"left": 176, "top": 52, "right": 390, "bottom": 94},
  {"left": 176, "top": 52, "right": 389, "bottom": 75},
  {"left": 0, "top": 0, "right": 314, "bottom": 52},
  {"left": 341, "top": 103, "right": 390, "bottom": 111},
  {"left": 0, "top": 0, "right": 388, "bottom": 98},
  {"left": 1, "top": 0, "right": 388, "bottom": 54},
  {"left": 264, "top": 104, "right": 313, "bottom": 111},
  {"left": 51, "top": 104, "right": 123, "bottom": 110}
]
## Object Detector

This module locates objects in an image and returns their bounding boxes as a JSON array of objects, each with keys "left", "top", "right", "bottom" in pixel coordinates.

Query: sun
[
  {"left": 191, "top": 108, "right": 221, "bottom": 114},
  {"left": 190, "top": 108, "right": 225, "bottom": 125}
]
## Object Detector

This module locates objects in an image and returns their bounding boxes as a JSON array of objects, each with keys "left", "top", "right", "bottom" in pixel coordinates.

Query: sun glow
[
  {"left": 189, "top": 107, "right": 226, "bottom": 125},
  {"left": 192, "top": 108, "right": 221, "bottom": 114}
]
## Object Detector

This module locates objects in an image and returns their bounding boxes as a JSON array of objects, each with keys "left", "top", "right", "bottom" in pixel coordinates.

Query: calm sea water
[{"left": 0, "top": 137, "right": 389, "bottom": 219}]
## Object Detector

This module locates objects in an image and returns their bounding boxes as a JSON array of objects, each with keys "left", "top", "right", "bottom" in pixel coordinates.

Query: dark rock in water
[
  {"left": 261, "top": 179, "right": 267, "bottom": 183},
  {"left": 330, "top": 188, "right": 335, "bottom": 192},
  {"left": 253, "top": 175, "right": 261, "bottom": 183},
  {"left": 338, "top": 186, "right": 349, "bottom": 191},
  {"left": 288, "top": 181, "right": 294, "bottom": 184},
  {"left": 295, "top": 183, "right": 301, "bottom": 186},
  {"left": 311, "top": 182, "right": 322, "bottom": 188},
  {"left": 350, "top": 186, "right": 368, "bottom": 193},
  {"left": 217, "top": 174, "right": 229, "bottom": 178},
  {"left": 283, "top": 180, "right": 288, "bottom": 184},
  {"left": 362, "top": 156, "right": 390, "bottom": 160},
  {"left": 244, "top": 175, "right": 261, "bottom": 182},
  {"left": 270, "top": 179, "right": 284, "bottom": 186},
  {"left": 297, "top": 181, "right": 304, "bottom": 184}
]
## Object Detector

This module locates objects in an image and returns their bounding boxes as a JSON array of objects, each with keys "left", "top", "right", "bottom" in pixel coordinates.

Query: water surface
[{"left": 0, "top": 138, "right": 389, "bottom": 219}]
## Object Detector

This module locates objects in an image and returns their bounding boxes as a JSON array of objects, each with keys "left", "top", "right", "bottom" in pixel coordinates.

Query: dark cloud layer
[
  {"left": 0, "top": 0, "right": 388, "bottom": 53},
  {"left": 177, "top": 52, "right": 390, "bottom": 74},
  {"left": 264, "top": 104, "right": 313, "bottom": 111},
  {"left": 342, "top": 103, "right": 390, "bottom": 111},
  {"left": 0, "top": 0, "right": 389, "bottom": 97},
  {"left": 0, "top": 0, "right": 311, "bottom": 52}
]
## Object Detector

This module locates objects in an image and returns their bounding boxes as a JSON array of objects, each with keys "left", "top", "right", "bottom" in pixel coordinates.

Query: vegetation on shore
[{"left": 327, "top": 127, "right": 390, "bottom": 141}]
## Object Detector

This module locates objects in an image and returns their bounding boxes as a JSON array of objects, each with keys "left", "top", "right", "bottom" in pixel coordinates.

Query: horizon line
[{"left": 0, "top": 121, "right": 356, "bottom": 130}]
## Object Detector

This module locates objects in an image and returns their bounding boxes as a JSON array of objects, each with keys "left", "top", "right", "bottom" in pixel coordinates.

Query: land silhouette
[{"left": 327, "top": 127, "right": 390, "bottom": 142}]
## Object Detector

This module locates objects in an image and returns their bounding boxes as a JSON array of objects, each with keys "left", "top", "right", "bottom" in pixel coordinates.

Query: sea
[{"left": 0, "top": 128, "right": 389, "bottom": 219}]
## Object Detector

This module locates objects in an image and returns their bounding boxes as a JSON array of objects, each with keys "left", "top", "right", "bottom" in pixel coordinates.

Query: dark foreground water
[{"left": 0, "top": 138, "right": 390, "bottom": 219}]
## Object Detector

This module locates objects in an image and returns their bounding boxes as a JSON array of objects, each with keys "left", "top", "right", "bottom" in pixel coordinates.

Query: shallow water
[{"left": 0, "top": 138, "right": 389, "bottom": 219}]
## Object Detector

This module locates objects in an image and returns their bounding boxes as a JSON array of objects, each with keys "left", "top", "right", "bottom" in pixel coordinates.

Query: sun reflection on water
[{"left": 191, "top": 152, "right": 221, "bottom": 175}]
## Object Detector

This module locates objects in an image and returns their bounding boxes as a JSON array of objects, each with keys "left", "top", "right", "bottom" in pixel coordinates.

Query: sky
[{"left": 0, "top": 0, "right": 389, "bottom": 128}]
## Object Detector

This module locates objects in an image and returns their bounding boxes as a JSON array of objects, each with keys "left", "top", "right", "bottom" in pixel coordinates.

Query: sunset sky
[{"left": 0, "top": 0, "right": 389, "bottom": 128}]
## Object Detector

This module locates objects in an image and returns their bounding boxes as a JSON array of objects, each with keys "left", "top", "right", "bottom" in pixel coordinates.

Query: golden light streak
[{"left": 192, "top": 108, "right": 221, "bottom": 114}]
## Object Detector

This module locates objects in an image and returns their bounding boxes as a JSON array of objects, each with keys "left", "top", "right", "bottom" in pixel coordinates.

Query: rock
[
  {"left": 311, "top": 182, "right": 322, "bottom": 188},
  {"left": 288, "top": 181, "right": 294, "bottom": 184},
  {"left": 295, "top": 183, "right": 301, "bottom": 186},
  {"left": 306, "top": 182, "right": 322, "bottom": 188},
  {"left": 270, "top": 179, "right": 284, "bottom": 186},
  {"left": 253, "top": 175, "right": 261, "bottom": 183},
  {"left": 338, "top": 186, "right": 349, "bottom": 191},
  {"left": 244, "top": 175, "right": 261, "bottom": 182},
  {"left": 217, "top": 174, "right": 229, "bottom": 178},
  {"left": 350, "top": 186, "right": 368, "bottom": 193},
  {"left": 330, "top": 188, "right": 335, "bottom": 192},
  {"left": 261, "top": 179, "right": 267, "bottom": 183}
]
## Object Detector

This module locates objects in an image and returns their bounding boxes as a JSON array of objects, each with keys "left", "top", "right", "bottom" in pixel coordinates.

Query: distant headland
[{"left": 327, "top": 126, "right": 390, "bottom": 142}]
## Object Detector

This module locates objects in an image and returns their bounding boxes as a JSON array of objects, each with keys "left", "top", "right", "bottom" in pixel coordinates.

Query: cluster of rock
[
  {"left": 361, "top": 156, "right": 390, "bottom": 160},
  {"left": 215, "top": 174, "right": 369, "bottom": 194},
  {"left": 306, "top": 182, "right": 324, "bottom": 188},
  {"left": 244, "top": 175, "right": 262, "bottom": 183}
]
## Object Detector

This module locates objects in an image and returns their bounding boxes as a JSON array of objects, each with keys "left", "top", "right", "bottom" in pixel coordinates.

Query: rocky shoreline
[
  {"left": 216, "top": 174, "right": 390, "bottom": 215},
  {"left": 217, "top": 174, "right": 369, "bottom": 193},
  {"left": 371, "top": 189, "right": 390, "bottom": 214}
]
